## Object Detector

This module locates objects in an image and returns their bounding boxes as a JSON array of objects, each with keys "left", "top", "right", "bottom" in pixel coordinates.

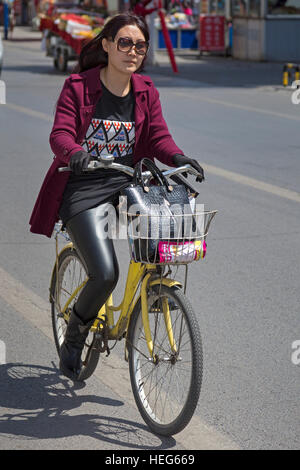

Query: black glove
[
  {"left": 172, "top": 154, "right": 205, "bottom": 182},
  {"left": 69, "top": 150, "right": 92, "bottom": 175}
]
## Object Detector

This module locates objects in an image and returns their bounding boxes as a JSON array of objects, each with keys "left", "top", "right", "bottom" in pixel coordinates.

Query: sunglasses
[{"left": 116, "top": 37, "right": 149, "bottom": 56}]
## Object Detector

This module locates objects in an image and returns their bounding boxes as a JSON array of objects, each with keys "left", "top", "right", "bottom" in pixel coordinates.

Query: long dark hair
[{"left": 72, "top": 13, "right": 150, "bottom": 74}]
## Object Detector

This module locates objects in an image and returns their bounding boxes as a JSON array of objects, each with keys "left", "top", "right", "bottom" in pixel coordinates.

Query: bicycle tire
[
  {"left": 50, "top": 246, "right": 100, "bottom": 381},
  {"left": 127, "top": 284, "right": 203, "bottom": 436}
]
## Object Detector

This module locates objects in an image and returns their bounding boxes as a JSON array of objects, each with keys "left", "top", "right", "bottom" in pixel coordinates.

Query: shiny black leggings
[{"left": 66, "top": 203, "right": 119, "bottom": 324}]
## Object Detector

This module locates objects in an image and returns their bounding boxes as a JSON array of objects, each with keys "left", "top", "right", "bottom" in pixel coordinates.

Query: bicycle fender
[
  {"left": 128, "top": 277, "right": 182, "bottom": 322},
  {"left": 128, "top": 277, "right": 182, "bottom": 321},
  {"left": 149, "top": 278, "right": 182, "bottom": 289}
]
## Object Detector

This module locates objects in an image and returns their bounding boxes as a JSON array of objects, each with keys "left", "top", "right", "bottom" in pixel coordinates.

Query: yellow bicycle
[{"left": 49, "top": 157, "right": 217, "bottom": 436}]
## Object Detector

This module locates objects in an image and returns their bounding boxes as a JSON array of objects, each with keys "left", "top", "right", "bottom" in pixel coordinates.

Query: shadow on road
[
  {"left": 2, "top": 64, "right": 71, "bottom": 77},
  {"left": 0, "top": 363, "right": 176, "bottom": 449},
  {"left": 9, "top": 38, "right": 42, "bottom": 42}
]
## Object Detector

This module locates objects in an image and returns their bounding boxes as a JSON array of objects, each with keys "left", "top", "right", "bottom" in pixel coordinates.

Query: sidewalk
[{"left": 3, "top": 26, "right": 285, "bottom": 89}]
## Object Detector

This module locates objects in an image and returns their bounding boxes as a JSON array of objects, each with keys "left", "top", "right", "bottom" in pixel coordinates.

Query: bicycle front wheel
[
  {"left": 49, "top": 246, "right": 100, "bottom": 381},
  {"left": 127, "top": 284, "right": 203, "bottom": 436}
]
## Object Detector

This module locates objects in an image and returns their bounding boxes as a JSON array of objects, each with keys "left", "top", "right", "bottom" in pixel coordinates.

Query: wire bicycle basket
[{"left": 122, "top": 206, "right": 217, "bottom": 265}]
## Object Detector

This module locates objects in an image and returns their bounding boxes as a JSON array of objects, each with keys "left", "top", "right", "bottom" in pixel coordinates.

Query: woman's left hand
[{"left": 172, "top": 154, "right": 205, "bottom": 182}]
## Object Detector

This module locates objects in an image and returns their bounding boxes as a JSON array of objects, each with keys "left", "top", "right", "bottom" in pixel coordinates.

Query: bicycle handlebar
[{"left": 58, "top": 155, "right": 202, "bottom": 197}]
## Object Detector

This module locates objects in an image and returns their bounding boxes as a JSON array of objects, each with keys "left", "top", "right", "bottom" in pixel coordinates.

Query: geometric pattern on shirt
[{"left": 82, "top": 118, "right": 135, "bottom": 159}]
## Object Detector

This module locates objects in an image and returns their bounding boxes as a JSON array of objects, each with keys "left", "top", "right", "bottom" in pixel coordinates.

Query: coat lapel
[
  {"left": 134, "top": 96, "right": 146, "bottom": 146},
  {"left": 78, "top": 105, "right": 96, "bottom": 143},
  {"left": 131, "top": 74, "right": 149, "bottom": 147}
]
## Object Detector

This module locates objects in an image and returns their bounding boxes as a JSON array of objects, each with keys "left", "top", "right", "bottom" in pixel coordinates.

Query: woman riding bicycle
[{"left": 29, "top": 13, "right": 204, "bottom": 381}]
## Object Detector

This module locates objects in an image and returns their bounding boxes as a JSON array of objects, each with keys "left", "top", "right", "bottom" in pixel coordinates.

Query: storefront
[
  {"left": 232, "top": 0, "right": 300, "bottom": 61},
  {"left": 200, "top": 0, "right": 230, "bottom": 16},
  {"left": 154, "top": 0, "right": 300, "bottom": 59},
  {"left": 155, "top": 0, "right": 232, "bottom": 51},
  {"left": 155, "top": 1, "right": 199, "bottom": 50}
]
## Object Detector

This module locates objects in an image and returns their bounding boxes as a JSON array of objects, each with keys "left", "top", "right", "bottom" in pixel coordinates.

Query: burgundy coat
[{"left": 29, "top": 64, "right": 183, "bottom": 237}]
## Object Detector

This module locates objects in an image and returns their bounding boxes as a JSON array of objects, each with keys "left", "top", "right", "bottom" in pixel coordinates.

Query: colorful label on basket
[{"left": 158, "top": 240, "right": 206, "bottom": 263}]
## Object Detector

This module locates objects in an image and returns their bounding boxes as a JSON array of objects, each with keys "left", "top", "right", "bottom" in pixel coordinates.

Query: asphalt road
[{"left": 0, "top": 33, "right": 299, "bottom": 450}]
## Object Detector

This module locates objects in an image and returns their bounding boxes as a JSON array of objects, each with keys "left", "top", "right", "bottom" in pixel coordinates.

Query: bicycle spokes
[{"left": 128, "top": 285, "right": 202, "bottom": 433}]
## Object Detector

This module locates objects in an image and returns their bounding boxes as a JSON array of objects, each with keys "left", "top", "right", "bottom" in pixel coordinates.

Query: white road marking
[
  {"left": 0, "top": 265, "right": 239, "bottom": 450},
  {"left": 5, "top": 102, "right": 53, "bottom": 122},
  {"left": 171, "top": 90, "right": 300, "bottom": 122},
  {"left": 203, "top": 163, "right": 300, "bottom": 203}
]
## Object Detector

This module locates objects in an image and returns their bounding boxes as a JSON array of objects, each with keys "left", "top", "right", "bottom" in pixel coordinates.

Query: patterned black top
[{"left": 59, "top": 81, "right": 135, "bottom": 224}]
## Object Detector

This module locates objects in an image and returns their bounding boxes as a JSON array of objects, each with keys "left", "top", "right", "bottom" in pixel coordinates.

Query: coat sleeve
[
  {"left": 148, "top": 86, "right": 184, "bottom": 167},
  {"left": 49, "top": 78, "right": 84, "bottom": 165}
]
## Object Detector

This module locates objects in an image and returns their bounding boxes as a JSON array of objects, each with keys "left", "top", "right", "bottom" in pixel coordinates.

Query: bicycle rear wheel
[
  {"left": 49, "top": 246, "right": 100, "bottom": 381},
  {"left": 127, "top": 284, "right": 203, "bottom": 436}
]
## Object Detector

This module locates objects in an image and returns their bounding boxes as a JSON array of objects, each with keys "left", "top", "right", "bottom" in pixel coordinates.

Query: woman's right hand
[{"left": 69, "top": 150, "right": 92, "bottom": 175}]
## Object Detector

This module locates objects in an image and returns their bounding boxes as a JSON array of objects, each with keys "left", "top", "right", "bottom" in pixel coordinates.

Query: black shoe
[
  {"left": 59, "top": 341, "right": 84, "bottom": 381},
  {"left": 59, "top": 308, "right": 93, "bottom": 381}
]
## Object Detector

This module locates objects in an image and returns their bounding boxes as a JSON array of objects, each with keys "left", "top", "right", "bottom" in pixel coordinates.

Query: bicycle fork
[{"left": 141, "top": 273, "right": 179, "bottom": 360}]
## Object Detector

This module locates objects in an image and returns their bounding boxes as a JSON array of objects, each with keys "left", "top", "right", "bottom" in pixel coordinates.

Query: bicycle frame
[
  {"left": 52, "top": 240, "right": 181, "bottom": 360},
  {"left": 94, "top": 259, "right": 182, "bottom": 359}
]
